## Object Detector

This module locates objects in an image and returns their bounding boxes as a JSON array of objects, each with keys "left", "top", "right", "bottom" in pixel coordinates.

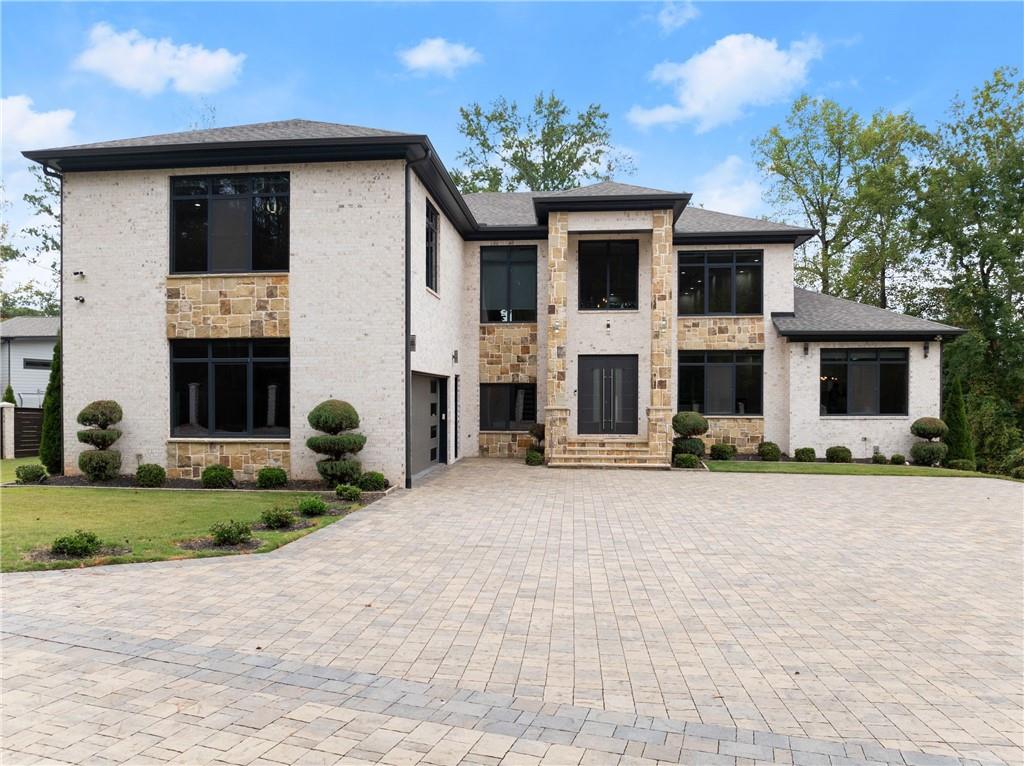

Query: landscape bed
[{"left": 703, "top": 460, "right": 1016, "bottom": 479}]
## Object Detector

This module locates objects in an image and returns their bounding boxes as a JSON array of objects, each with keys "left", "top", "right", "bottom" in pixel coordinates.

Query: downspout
[{"left": 405, "top": 147, "right": 432, "bottom": 489}]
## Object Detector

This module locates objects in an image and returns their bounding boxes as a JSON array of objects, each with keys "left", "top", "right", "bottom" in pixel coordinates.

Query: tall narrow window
[
  {"left": 678, "top": 251, "right": 763, "bottom": 315},
  {"left": 677, "top": 351, "right": 763, "bottom": 415},
  {"left": 480, "top": 246, "right": 538, "bottom": 322},
  {"left": 425, "top": 201, "right": 439, "bottom": 292},
  {"left": 578, "top": 240, "right": 639, "bottom": 310},
  {"left": 820, "top": 349, "right": 908, "bottom": 415}
]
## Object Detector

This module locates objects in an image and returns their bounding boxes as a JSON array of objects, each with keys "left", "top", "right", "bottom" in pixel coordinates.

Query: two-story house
[{"left": 24, "top": 119, "right": 962, "bottom": 486}]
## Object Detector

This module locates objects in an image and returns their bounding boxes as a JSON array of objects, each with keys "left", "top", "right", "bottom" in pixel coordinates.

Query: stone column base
[
  {"left": 544, "top": 406, "right": 571, "bottom": 461},
  {"left": 647, "top": 406, "right": 674, "bottom": 463}
]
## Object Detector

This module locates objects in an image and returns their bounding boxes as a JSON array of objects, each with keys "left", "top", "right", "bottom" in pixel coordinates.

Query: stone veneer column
[
  {"left": 648, "top": 209, "right": 675, "bottom": 463},
  {"left": 545, "top": 212, "right": 570, "bottom": 460}
]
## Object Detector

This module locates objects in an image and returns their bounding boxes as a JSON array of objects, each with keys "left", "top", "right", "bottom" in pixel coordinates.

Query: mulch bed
[
  {"left": 176, "top": 537, "right": 263, "bottom": 552},
  {"left": 24, "top": 545, "right": 131, "bottom": 563},
  {"left": 252, "top": 518, "right": 316, "bottom": 532}
]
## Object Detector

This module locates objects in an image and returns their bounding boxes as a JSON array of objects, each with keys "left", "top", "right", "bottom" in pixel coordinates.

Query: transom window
[
  {"left": 170, "top": 339, "right": 289, "bottom": 437},
  {"left": 678, "top": 251, "right": 762, "bottom": 315},
  {"left": 578, "top": 240, "right": 639, "bottom": 310},
  {"left": 480, "top": 246, "right": 537, "bottom": 323},
  {"left": 678, "top": 351, "right": 763, "bottom": 415},
  {"left": 171, "top": 174, "right": 289, "bottom": 273},
  {"left": 426, "top": 201, "right": 439, "bottom": 292},
  {"left": 23, "top": 358, "right": 52, "bottom": 370},
  {"left": 479, "top": 383, "right": 536, "bottom": 431},
  {"left": 820, "top": 348, "right": 908, "bottom": 416}
]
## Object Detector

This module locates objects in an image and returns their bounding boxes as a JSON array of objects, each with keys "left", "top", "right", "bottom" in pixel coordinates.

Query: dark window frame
[
  {"left": 425, "top": 201, "right": 439, "bottom": 292},
  {"left": 23, "top": 358, "right": 52, "bottom": 370},
  {"left": 170, "top": 173, "right": 290, "bottom": 274},
  {"left": 169, "top": 339, "right": 290, "bottom": 437},
  {"left": 479, "top": 383, "right": 537, "bottom": 431},
  {"left": 677, "top": 350, "right": 764, "bottom": 415},
  {"left": 578, "top": 240, "right": 640, "bottom": 311},
  {"left": 479, "top": 245, "right": 538, "bottom": 323},
  {"left": 677, "top": 250, "right": 763, "bottom": 316},
  {"left": 819, "top": 348, "right": 909, "bottom": 416}
]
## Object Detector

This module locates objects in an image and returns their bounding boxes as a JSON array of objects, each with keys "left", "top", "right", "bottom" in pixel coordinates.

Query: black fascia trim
[
  {"left": 464, "top": 225, "right": 548, "bottom": 242},
  {"left": 775, "top": 329, "right": 966, "bottom": 341},
  {"left": 675, "top": 231, "right": 816, "bottom": 247},
  {"left": 769, "top": 311, "right": 796, "bottom": 318},
  {"left": 533, "top": 193, "right": 691, "bottom": 224}
]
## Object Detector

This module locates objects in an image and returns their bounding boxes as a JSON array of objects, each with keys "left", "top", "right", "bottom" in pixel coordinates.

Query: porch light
[{"left": 924, "top": 341, "right": 930, "bottom": 358}]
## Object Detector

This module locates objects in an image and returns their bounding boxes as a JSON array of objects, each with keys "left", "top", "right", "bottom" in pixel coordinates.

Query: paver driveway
[{"left": 2, "top": 460, "right": 1021, "bottom": 766}]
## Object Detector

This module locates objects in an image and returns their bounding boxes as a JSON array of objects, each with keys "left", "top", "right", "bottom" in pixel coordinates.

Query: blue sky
[{"left": 2, "top": 1, "right": 1021, "bottom": 288}]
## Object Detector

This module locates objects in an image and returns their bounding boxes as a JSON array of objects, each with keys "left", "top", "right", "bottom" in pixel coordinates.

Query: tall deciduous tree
[
  {"left": 451, "top": 92, "right": 633, "bottom": 193},
  {"left": 1, "top": 167, "right": 60, "bottom": 318}
]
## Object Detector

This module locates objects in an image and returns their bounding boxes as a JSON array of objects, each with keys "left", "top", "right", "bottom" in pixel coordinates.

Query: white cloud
[
  {"left": 691, "top": 155, "right": 764, "bottom": 217},
  {"left": 1, "top": 95, "right": 75, "bottom": 167},
  {"left": 628, "top": 33, "right": 823, "bottom": 132},
  {"left": 74, "top": 22, "right": 245, "bottom": 95},
  {"left": 657, "top": 1, "right": 699, "bottom": 33},
  {"left": 398, "top": 37, "right": 482, "bottom": 78}
]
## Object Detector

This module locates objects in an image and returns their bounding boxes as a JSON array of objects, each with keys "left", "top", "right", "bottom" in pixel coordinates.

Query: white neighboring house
[{"left": 0, "top": 316, "right": 58, "bottom": 407}]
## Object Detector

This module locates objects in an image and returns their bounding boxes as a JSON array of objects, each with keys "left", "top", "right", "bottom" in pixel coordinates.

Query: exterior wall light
[{"left": 73, "top": 296, "right": 85, "bottom": 303}]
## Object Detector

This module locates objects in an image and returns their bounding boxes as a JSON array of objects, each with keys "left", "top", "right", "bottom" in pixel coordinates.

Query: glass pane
[
  {"left": 172, "top": 199, "right": 208, "bottom": 272},
  {"left": 849, "top": 350, "right": 877, "bottom": 361},
  {"left": 708, "top": 255, "right": 733, "bottom": 264},
  {"left": 607, "top": 250, "right": 638, "bottom": 309},
  {"left": 252, "top": 175, "right": 289, "bottom": 194},
  {"left": 820, "top": 362, "right": 847, "bottom": 414},
  {"left": 707, "top": 352, "right": 734, "bottom": 364},
  {"left": 879, "top": 362, "right": 908, "bottom": 414},
  {"left": 172, "top": 177, "right": 208, "bottom": 196},
  {"left": 480, "top": 385, "right": 509, "bottom": 430},
  {"left": 171, "top": 362, "right": 208, "bottom": 436},
  {"left": 171, "top": 340, "right": 208, "bottom": 359},
  {"left": 735, "top": 362, "right": 762, "bottom": 415},
  {"left": 678, "top": 365, "right": 704, "bottom": 413},
  {"left": 849, "top": 363, "right": 877, "bottom": 414},
  {"left": 509, "top": 257, "right": 537, "bottom": 321},
  {"left": 253, "top": 362, "right": 289, "bottom": 435},
  {"left": 214, "top": 177, "right": 249, "bottom": 195},
  {"left": 736, "top": 252, "right": 762, "bottom": 264},
  {"left": 706, "top": 365, "right": 733, "bottom": 414},
  {"left": 481, "top": 253, "right": 509, "bottom": 322},
  {"left": 252, "top": 339, "right": 289, "bottom": 358},
  {"left": 214, "top": 364, "right": 247, "bottom": 433},
  {"left": 678, "top": 265, "right": 704, "bottom": 315},
  {"left": 708, "top": 266, "right": 732, "bottom": 312},
  {"left": 212, "top": 340, "right": 250, "bottom": 358},
  {"left": 510, "top": 385, "right": 537, "bottom": 428},
  {"left": 253, "top": 196, "right": 288, "bottom": 270},
  {"left": 209, "top": 197, "right": 250, "bottom": 271},
  {"left": 578, "top": 251, "right": 609, "bottom": 310},
  {"left": 678, "top": 352, "right": 705, "bottom": 365},
  {"left": 734, "top": 264, "right": 762, "bottom": 314},
  {"left": 880, "top": 349, "right": 908, "bottom": 361},
  {"left": 821, "top": 349, "right": 847, "bottom": 361}
]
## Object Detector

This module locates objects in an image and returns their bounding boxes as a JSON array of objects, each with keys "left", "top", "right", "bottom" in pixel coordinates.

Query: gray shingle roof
[
  {"left": 0, "top": 316, "right": 59, "bottom": 338},
  {"left": 463, "top": 192, "right": 540, "bottom": 227},
  {"left": 773, "top": 288, "right": 963, "bottom": 338},
  {"left": 536, "top": 180, "right": 681, "bottom": 198},
  {"left": 676, "top": 207, "right": 812, "bottom": 236}
]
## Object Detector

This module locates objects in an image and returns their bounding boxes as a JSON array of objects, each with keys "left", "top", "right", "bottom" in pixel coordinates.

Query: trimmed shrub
[
  {"left": 201, "top": 463, "right": 235, "bottom": 489},
  {"left": 39, "top": 338, "right": 62, "bottom": 475},
  {"left": 307, "top": 400, "right": 359, "bottom": 434},
  {"left": 674, "top": 453, "right": 700, "bottom": 469},
  {"left": 260, "top": 507, "right": 296, "bottom": 529},
  {"left": 210, "top": 520, "right": 251, "bottom": 546},
  {"left": 2, "top": 384, "right": 14, "bottom": 404},
  {"left": 135, "top": 463, "right": 166, "bottom": 488},
  {"left": 911, "top": 441, "right": 948, "bottom": 467},
  {"left": 256, "top": 467, "right": 288, "bottom": 489},
  {"left": 1002, "top": 448, "right": 1024, "bottom": 477},
  {"left": 15, "top": 463, "right": 47, "bottom": 484},
  {"left": 871, "top": 452, "right": 888, "bottom": 465},
  {"left": 76, "top": 428, "right": 122, "bottom": 450},
  {"left": 51, "top": 530, "right": 102, "bottom": 558},
  {"left": 298, "top": 496, "right": 328, "bottom": 517},
  {"left": 76, "top": 400, "right": 123, "bottom": 429},
  {"left": 911, "top": 417, "right": 948, "bottom": 441},
  {"left": 79, "top": 450, "right": 121, "bottom": 481},
  {"left": 525, "top": 450, "right": 544, "bottom": 466},
  {"left": 673, "top": 437, "right": 705, "bottom": 457},
  {"left": 672, "top": 411, "right": 709, "bottom": 438},
  {"left": 357, "top": 471, "right": 388, "bottom": 491},
  {"left": 709, "top": 443, "right": 736, "bottom": 461},
  {"left": 316, "top": 458, "right": 361, "bottom": 486},
  {"left": 947, "top": 458, "right": 977, "bottom": 472},
  {"left": 794, "top": 447, "right": 816, "bottom": 463},
  {"left": 943, "top": 378, "right": 975, "bottom": 465},
  {"left": 757, "top": 441, "right": 781, "bottom": 461},
  {"left": 890, "top": 453, "right": 906, "bottom": 465},
  {"left": 305, "top": 434, "right": 367, "bottom": 459},
  {"left": 825, "top": 446, "right": 852, "bottom": 463},
  {"left": 336, "top": 484, "right": 362, "bottom": 502}
]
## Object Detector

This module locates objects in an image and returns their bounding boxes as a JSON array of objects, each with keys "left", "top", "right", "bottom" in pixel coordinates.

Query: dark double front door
[{"left": 578, "top": 355, "right": 639, "bottom": 435}]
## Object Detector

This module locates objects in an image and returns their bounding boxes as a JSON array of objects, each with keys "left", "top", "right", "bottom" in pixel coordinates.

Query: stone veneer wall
[
  {"left": 166, "top": 274, "right": 289, "bottom": 338},
  {"left": 544, "top": 212, "right": 571, "bottom": 459},
  {"left": 703, "top": 418, "right": 764, "bottom": 453},
  {"left": 647, "top": 210, "right": 676, "bottom": 463},
  {"left": 479, "top": 432, "right": 534, "bottom": 458},
  {"left": 677, "top": 316, "right": 765, "bottom": 350},
  {"left": 479, "top": 325, "right": 538, "bottom": 383},
  {"left": 167, "top": 441, "right": 290, "bottom": 480}
]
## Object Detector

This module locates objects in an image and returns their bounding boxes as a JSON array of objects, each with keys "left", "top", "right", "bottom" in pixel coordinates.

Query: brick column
[
  {"left": 648, "top": 209, "right": 675, "bottom": 463},
  {"left": 545, "top": 212, "right": 570, "bottom": 460}
]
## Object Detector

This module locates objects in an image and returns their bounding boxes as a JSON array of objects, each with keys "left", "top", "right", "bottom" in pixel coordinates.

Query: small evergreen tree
[
  {"left": 943, "top": 377, "right": 975, "bottom": 464},
  {"left": 2, "top": 384, "right": 15, "bottom": 404},
  {"left": 39, "top": 338, "right": 62, "bottom": 474}
]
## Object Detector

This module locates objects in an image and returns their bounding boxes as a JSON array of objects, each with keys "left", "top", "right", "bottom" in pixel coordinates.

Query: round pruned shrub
[
  {"left": 890, "top": 453, "right": 906, "bottom": 465},
  {"left": 946, "top": 458, "right": 977, "bottom": 472},
  {"left": 15, "top": 463, "right": 47, "bottom": 484},
  {"left": 307, "top": 400, "right": 366, "bottom": 486},
  {"left": 260, "top": 506, "right": 296, "bottom": 529},
  {"left": 135, "top": 463, "right": 166, "bottom": 488},
  {"left": 525, "top": 450, "right": 544, "bottom": 466},
  {"left": 210, "top": 519, "right": 251, "bottom": 546},
  {"left": 910, "top": 417, "right": 948, "bottom": 441},
  {"left": 76, "top": 428, "right": 122, "bottom": 450},
  {"left": 316, "top": 459, "right": 361, "bottom": 486},
  {"left": 256, "top": 467, "right": 288, "bottom": 489},
  {"left": 201, "top": 463, "right": 235, "bottom": 489},
  {"left": 336, "top": 484, "right": 362, "bottom": 502},
  {"left": 357, "top": 471, "right": 388, "bottom": 491},
  {"left": 673, "top": 437, "right": 705, "bottom": 457},
  {"left": 794, "top": 447, "right": 816, "bottom": 463},
  {"left": 911, "top": 441, "right": 948, "bottom": 467},
  {"left": 307, "top": 400, "right": 359, "bottom": 434},
  {"left": 674, "top": 453, "right": 700, "bottom": 469},
  {"left": 76, "top": 400, "right": 123, "bottom": 429},
  {"left": 709, "top": 443, "right": 736, "bottom": 461},
  {"left": 672, "top": 411, "right": 709, "bottom": 438},
  {"left": 51, "top": 530, "right": 102, "bottom": 558},
  {"left": 757, "top": 441, "right": 781, "bottom": 462},
  {"left": 306, "top": 434, "right": 367, "bottom": 459},
  {"left": 298, "top": 496, "right": 328, "bottom": 517},
  {"left": 825, "top": 446, "right": 852, "bottom": 463},
  {"left": 79, "top": 450, "right": 121, "bottom": 482},
  {"left": 871, "top": 452, "right": 888, "bottom": 465}
]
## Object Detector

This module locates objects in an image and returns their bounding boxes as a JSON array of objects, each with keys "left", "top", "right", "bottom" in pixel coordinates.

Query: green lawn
[
  {"left": 704, "top": 460, "right": 1012, "bottom": 480},
  {"left": 1, "top": 456, "right": 44, "bottom": 485},
  {"left": 1, "top": 481, "right": 353, "bottom": 572}
]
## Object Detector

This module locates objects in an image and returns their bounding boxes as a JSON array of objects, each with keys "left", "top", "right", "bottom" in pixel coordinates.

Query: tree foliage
[
  {"left": 1, "top": 167, "right": 60, "bottom": 318},
  {"left": 39, "top": 337, "right": 62, "bottom": 474}
]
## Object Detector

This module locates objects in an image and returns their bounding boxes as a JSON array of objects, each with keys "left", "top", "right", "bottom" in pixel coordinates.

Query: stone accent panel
[
  {"left": 479, "top": 325, "right": 538, "bottom": 383},
  {"left": 678, "top": 316, "right": 765, "bottom": 350},
  {"left": 702, "top": 417, "right": 764, "bottom": 454},
  {"left": 166, "top": 275, "right": 289, "bottom": 339},
  {"left": 479, "top": 432, "right": 534, "bottom": 458},
  {"left": 648, "top": 210, "right": 676, "bottom": 463},
  {"left": 167, "top": 440, "right": 290, "bottom": 480},
  {"left": 545, "top": 212, "right": 570, "bottom": 459}
]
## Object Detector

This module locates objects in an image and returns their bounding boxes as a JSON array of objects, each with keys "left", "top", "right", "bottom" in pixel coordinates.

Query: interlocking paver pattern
[{"left": 2, "top": 460, "right": 1021, "bottom": 766}]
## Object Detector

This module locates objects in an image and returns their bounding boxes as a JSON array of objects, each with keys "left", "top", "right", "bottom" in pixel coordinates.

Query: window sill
[
  {"left": 426, "top": 286, "right": 441, "bottom": 300},
  {"left": 818, "top": 415, "right": 909, "bottom": 420},
  {"left": 479, "top": 321, "right": 539, "bottom": 326},
  {"left": 576, "top": 308, "right": 641, "bottom": 314},
  {"left": 167, "top": 436, "right": 290, "bottom": 443},
  {"left": 705, "top": 414, "right": 764, "bottom": 419},
  {"left": 168, "top": 271, "right": 288, "bottom": 279},
  {"left": 480, "top": 430, "right": 532, "bottom": 434},
  {"left": 678, "top": 313, "right": 764, "bottom": 318}
]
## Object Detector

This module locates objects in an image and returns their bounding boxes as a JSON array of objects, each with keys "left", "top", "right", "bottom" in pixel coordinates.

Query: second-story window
[
  {"left": 171, "top": 174, "right": 289, "bottom": 273},
  {"left": 578, "top": 240, "right": 639, "bottom": 310},
  {"left": 678, "top": 251, "right": 762, "bottom": 315},
  {"left": 480, "top": 246, "right": 537, "bottom": 322},
  {"left": 425, "top": 201, "right": 439, "bottom": 292}
]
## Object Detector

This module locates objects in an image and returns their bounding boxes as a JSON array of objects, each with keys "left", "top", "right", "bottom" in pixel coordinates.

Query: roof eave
[
  {"left": 675, "top": 230, "right": 817, "bottom": 247},
  {"left": 772, "top": 327, "right": 966, "bottom": 342},
  {"left": 533, "top": 193, "right": 691, "bottom": 225}
]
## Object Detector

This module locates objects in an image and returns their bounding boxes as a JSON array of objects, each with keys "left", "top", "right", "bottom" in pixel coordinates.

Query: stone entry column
[
  {"left": 647, "top": 209, "right": 675, "bottom": 462},
  {"left": 544, "top": 212, "right": 570, "bottom": 460}
]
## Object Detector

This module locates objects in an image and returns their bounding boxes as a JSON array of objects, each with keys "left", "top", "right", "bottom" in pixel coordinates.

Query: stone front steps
[{"left": 548, "top": 438, "right": 671, "bottom": 468}]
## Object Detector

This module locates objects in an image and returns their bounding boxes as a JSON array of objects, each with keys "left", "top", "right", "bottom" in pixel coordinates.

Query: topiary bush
[
  {"left": 76, "top": 400, "right": 123, "bottom": 482},
  {"left": 78, "top": 450, "right": 121, "bottom": 481},
  {"left": 672, "top": 411, "right": 709, "bottom": 438},
  {"left": 307, "top": 400, "right": 365, "bottom": 485},
  {"left": 757, "top": 441, "right": 781, "bottom": 461},
  {"left": 201, "top": 463, "right": 235, "bottom": 489},
  {"left": 135, "top": 463, "right": 166, "bottom": 488},
  {"left": 336, "top": 484, "right": 362, "bottom": 502},
  {"left": 256, "top": 467, "right": 288, "bottom": 489},
  {"left": 51, "top": 530, "right": 102, "bottom": 558},
  {"left": 871, "top": 452, "right": 888, "bottom": 465},
  {"left": 260, "top": 506, "right": 296, "bottom": 529},
  {"left": 946, "top": 458, "right": 977, "bottom": 472},
  {"left": 357, "top": 471, "right": 388, "bottom": 491},
  {"left": 911, "top": 441, "right": 948, "bottom": 467},
  {"left": 825, "top": 446, "right": 852, "bottom": 463},
  {"left": 794, "top": 447, "right": 816, "bottom": 463},
  {"left": 298, "top": 496, "right": 328, "bottom": 516},
  {"left": 525, "top": 450, "right": 543, "bottom": 466},
  {"left": 911, "top": 417, "right": 948, "bottom": 441},
  {"left": 210, "top": 520, "right": 251, "bottom": 546},
  {"left": 76, "top": 428, "right": 122, "bottom": 450},
  {"left": 316, "top": 459, "right": 361, "bottom": 486},
  {"left": 307, "top": 400, "right": 359, "bottom": 434},
  {"left": 15, "top": 464, "right": 47, "bottom": 484},
  {"left": 890, "top": 453, "right": 906, "bottom": 465},
  {"left": 709, "top": 443, "right": 736, "bottom": 461},
  {"left": 77, "top": 400, "right": 123, "bottom": 430},
  {"left": 672, "top": 437, "right": 705, "bottom": 457},
  {"left": 674, "top": 453, "right": 700, "bottom": 469},
  {"left": 306, "top": 434, "right": 368, "bottom": 457}
]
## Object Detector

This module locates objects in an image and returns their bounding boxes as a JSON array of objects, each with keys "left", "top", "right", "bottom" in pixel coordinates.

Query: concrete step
[{"left": 547, "top": 459, "right": 671, "bottom": 470}]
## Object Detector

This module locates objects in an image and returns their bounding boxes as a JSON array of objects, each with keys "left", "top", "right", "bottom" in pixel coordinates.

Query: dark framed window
[
  {"left": 578, "top": 240, "right": 639, "bottom": 310},
  {"left": 170, "top": 339, "right": 289, "bottom": 437},
  {"left": 678, "top": 351, "right": 763, "bottom": 415},
  {"left": 820, "top": 348, "right": 908, "bottom": 415},
  {"left": 480, "top": 383, "right": 536, "bottom": 430},
  {"left": 425, "top": 201, "right": 439, "bottom": 292},
  {"left": 171, "top": 174, "right": 289, "bottom": 273},
  {"left": 23, "top": 358, "right": 52, "bottom": 370},
  {"left": 480, "top": 246, "right": 537, "bottom": 322},
  {"left": 678, "top": 251, "right": 762, "bottom": 315}
]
